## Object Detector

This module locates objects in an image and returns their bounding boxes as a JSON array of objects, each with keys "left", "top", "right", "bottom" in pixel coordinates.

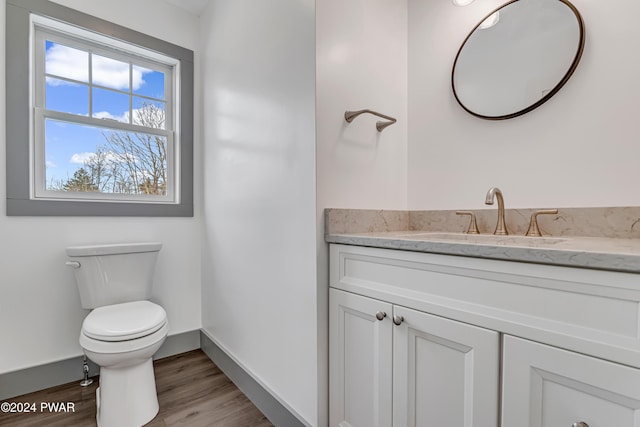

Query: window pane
[
  {"left": 133, "top": 66, "right": 165, "bottom": 100},
  {"left": 133, "top": 97, "right": 166, "bottom": 129},
  {"left": 46, "top": 78, "right": 89, "bottom": 115},
  {"left": 45, "top": 41, "right": 89, "bottom": 82},
  {"left": 45, "top": 119, "right": 167, "bottom": 196},
  {"left": 92, "top": 54, "right": 130, "bottom": 91},
  {"left": 45, "top": 119, "right": 105, "bottom": 191},
  {"left": 93, "top": 88, "right": 130, "bottom": 123}
]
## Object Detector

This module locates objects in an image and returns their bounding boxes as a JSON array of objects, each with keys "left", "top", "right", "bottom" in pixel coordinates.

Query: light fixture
[
  {"left": 452, "top": 0, "right": 474, "bottom": 6},
  {"left": 479, "top": 11, "right": 500, "bottom": 29}
]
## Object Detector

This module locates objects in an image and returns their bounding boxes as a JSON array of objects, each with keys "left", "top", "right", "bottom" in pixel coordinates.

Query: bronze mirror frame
[{"left": 451, "top": 0, "right": 585, "bottom": 120}]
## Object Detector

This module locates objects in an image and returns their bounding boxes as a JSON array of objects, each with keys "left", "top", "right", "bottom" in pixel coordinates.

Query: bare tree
[
  {"left": 62, "top": 103, "right": 167, "bottom": 195},
  {"left": 85, "top": 147, "right": 115, "bottom": 192}
]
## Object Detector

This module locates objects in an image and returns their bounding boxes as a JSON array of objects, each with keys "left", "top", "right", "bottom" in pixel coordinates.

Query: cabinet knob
[
  {"left": 393, "top": 315, "right": 404, "bottom": 325},
  {"left": 375, "top": 311, "right": 387, "bottom": 321},
  {"left": 572, "top": 423, "right": 589, "bottom": 427}
]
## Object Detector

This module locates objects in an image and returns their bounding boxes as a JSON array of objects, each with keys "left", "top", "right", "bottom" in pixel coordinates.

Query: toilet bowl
[
  {"left": 80, "top": 301, "right": 168, "bottom": 427},
  {"left": 66, "top": 243, "right": 166, "bottom": 427}
]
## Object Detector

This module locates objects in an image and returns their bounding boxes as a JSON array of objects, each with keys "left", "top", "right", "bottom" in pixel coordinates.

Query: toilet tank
[{"left": 66, "top": 243, "right": 162, "bottom": 309}]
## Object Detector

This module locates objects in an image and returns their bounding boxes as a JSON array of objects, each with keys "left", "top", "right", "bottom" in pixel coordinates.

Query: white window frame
[{"left": 31, "top": 15, "right": 180, "bottom": 204}]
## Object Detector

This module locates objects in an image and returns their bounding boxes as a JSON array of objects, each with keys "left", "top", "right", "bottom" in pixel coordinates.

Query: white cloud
[
  {"left": 46, "top": 44, "right": 150, "bottom": 91},
  {"left": 46, "top": 44, "right": 88, "bottom": 83},
  {"left": 131, "top": 66, "right": 150, "bottom": 92},
  {"left": 92, "top": 54, "right": 136, "bottom": 90},
  {"left": 70, "top": 151, "right": 137, "bottom": 166},
  {"left": 93, "top": 106, "right": 165, "bottom": 129},
  {"left": 70, "top": 152, "right": 96, "bottom": 164},
  {"left": 46, "top": 160, "right": 57, "bottom": 168},
  {"left": 93, "top": 111, "right": 129, "bottom": 123}
]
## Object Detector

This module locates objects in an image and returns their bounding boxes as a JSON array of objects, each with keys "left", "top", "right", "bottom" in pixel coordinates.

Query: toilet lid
[{"left": 82, "top": 301, "right": 167, "bottom": 342}]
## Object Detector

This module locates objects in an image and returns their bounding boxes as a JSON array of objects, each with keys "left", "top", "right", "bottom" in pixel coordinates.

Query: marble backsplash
[{"left": 326, "top": 207, "right": 640, "bottom": 239}]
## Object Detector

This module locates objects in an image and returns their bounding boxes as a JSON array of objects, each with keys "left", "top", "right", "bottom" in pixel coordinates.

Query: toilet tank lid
[{"left": 66, "top": 242, "right": 162, "bottom": 257}]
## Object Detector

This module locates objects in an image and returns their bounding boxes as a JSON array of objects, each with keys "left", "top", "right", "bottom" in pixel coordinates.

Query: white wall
[
  {"left": 314, "top": 1, "right": 408, "bottom": 424},
  {"left": 408, "top": 0, "right": 640, "bottom": 210},
  {"left": 0, "top": 0, "right": 202, "bottom": 373},
  {"left": 316, "top": 0, "right": 408, "bottom": 211},
  {"left": 199, "top": 0, "right": 318, "bottom": 425}
]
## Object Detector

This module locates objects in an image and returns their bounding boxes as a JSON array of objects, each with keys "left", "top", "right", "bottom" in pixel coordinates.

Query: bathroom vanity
[{"left": 327, "top": 227, "right": 640, "bottom": 427}]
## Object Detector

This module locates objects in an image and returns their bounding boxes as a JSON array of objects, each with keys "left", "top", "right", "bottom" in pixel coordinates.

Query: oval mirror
[{"left": 452, "top": 0, "right": 585, "bottom": 120}]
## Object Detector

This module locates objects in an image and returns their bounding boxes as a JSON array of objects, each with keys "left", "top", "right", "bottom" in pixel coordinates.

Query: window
[
  {"left": 6, "top": 0, "right": 193, "bottom": 216},
  {"left": 34, "top": 16, "right": 177, "bottom": 202}
]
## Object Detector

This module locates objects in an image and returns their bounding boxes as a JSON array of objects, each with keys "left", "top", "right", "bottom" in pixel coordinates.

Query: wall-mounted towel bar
[{"left": 344, "top": 109, "right": 397, "bottom": 132}]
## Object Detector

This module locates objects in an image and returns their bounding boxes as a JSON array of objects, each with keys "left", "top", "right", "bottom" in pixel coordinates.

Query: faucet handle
[
  {"left": 526, "top": 209, "right": 558, "bottom": 237},
  {"left": 456, "top": 211, "right": 480, "bottom": 234}
]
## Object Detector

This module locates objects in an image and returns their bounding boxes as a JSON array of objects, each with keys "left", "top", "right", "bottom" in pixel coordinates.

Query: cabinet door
[
  {"left": 393, "top": 305, "right": 500, "bottom": 427},
  {"left": 502, "top": 335, "right": 640, "bottom": 427},
  {"left": 329, "top": 289, "right": 393, "bottom": 427}
]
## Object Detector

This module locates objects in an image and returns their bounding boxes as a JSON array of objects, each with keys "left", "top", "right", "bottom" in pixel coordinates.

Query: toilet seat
[
  {"left": 82, "top": 301, "right": 167, "bottom": 342},
  {"left": 80, "top": 321, "right": 168, "bottom": 355}
]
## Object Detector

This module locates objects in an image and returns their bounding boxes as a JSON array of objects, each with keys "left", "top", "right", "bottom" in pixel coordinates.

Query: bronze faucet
[{"left": 485, "top": 187, "right": 508, "bottom": 235}]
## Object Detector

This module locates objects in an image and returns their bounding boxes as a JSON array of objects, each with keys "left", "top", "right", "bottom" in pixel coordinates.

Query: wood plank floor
[{"left": 0, "top": 350, "right": 273, "bottom": 427}]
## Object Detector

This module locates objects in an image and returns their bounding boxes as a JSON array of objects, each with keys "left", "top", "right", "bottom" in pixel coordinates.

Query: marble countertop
[{"left": 326, "top": 230, "right": 640, "bottom": 273}]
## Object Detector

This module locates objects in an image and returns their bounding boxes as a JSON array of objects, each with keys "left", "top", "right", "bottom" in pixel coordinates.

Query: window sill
[{"left": 6, "top": 197, "right": 193, "bottom": 217}]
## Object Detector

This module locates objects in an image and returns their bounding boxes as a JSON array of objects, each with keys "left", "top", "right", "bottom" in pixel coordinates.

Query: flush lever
[{"left": 65, "top": 261, "right": 81, "bottom": 268}]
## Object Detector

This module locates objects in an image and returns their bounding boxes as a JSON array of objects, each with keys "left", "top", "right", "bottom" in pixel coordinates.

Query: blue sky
[{"left": 44, "top": 40, "right": 166, "bottom": 188}]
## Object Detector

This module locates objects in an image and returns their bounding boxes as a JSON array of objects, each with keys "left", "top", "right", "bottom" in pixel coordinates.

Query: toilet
[{"left": 66, "top": 242, "right": 168, "bottom": 427}]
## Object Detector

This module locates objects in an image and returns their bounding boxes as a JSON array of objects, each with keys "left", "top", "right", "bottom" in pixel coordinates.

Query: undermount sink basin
[{"left": 395, "top": 232, "right": 567, "bottom": 246}]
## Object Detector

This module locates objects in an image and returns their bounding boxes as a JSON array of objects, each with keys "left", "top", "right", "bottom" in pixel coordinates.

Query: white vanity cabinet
[
  {"left": 329, "top": 243, "right": 640, "bottom": 427},
  {"left": 329, "top": 289, "right": 499, "bottom": 427},
  {"left": 392, "top": 304, "right": 499, "bottom": 427},
  {"left": 502, "top": 335, "right": 640, "bottom": 427},
  {"left": 329, "top": 289, "right": 393, "bottom": 427}
]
